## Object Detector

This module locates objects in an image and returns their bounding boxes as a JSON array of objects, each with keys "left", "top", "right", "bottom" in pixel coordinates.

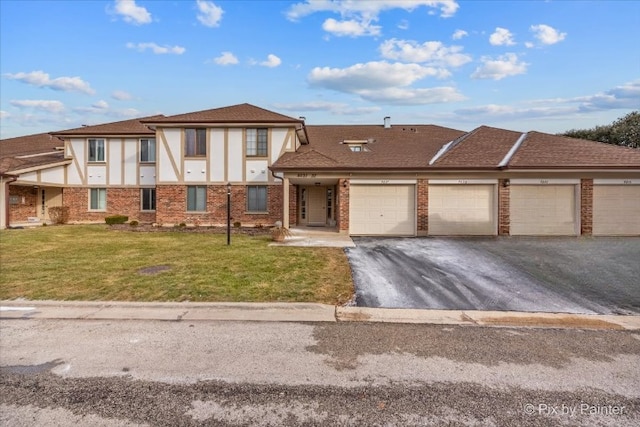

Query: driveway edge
[{"left": 1, "top": 300, "right": 639, "bottom": 330}]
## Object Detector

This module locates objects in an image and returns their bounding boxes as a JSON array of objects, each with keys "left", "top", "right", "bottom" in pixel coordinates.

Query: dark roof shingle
[
  {"left": 142, "top": 103, "right": 302, "bottom": 124},
  {"left": 51, "top": 115, "right": 162, "bottom": 136}
]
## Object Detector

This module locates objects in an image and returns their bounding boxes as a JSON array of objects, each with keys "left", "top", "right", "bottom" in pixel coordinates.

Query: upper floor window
[
  {"left": 246, "top": 128, "right": 268, "bottom": 157},
  {"left": 140, "top": 139, "right": 156, "bottom": 163},
  {"left": 88, "top": 139, "right": 105, "bottom": 162},
  {"left": 185, "top": 128, "right": 206, "bottom": 157}
]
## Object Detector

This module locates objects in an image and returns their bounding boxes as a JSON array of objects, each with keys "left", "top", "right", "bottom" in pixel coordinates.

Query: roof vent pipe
[{"left": 384, "top": 116, "right": 391, "bottom": 129}]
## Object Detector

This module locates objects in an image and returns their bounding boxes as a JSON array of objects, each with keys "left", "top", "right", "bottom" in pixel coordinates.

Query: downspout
[{"left": 3, "top": 174, "right": 19, "bottom": 229}]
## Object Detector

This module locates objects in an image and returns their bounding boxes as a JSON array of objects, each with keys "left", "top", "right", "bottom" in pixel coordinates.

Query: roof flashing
[{"left": 498, "top": 132, "right": 527, "bottom": 167}]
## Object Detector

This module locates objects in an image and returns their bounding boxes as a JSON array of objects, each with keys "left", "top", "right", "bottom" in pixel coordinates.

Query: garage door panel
[
  {"left": 349, "top": 185, "right": 415, "bottom": 236},
  {"left": 428, "top": 185, "right": 495, "bottom": 235},
  {"left": 510, "top": 185, "right": 577, "bottom": 235},
  {"left": 593, "top": 185, "right": 640, "bottom": 236}
]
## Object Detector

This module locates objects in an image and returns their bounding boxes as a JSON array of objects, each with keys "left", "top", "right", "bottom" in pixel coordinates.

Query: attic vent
[{"left": 384, "top": 116, "right": 391, "bottom": 129}]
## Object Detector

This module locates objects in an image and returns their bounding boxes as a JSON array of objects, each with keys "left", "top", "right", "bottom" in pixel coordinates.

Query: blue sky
[{"left": 1, "top": 0, "right": 638, "bottom": 139}]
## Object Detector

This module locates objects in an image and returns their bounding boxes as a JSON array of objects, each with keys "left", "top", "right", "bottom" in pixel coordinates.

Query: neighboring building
[{"left": 1, "top": 103, "right": 639, "bottom": 236}]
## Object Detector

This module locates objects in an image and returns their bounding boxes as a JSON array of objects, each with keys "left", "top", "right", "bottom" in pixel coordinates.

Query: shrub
[
  {"left": 179, "top": 222, "right": 187, "bottom": 228},
  {"left": 129, "top": 220, "right": 139, "bottom": 227},
  {"left": 48, "top": 206, "right": 70, "bottom": 224},
  {"left": 105, "top": 215, "right": 128, "bottom": 225},
  {"left": 233, "top": 221, "right": 241, "bottom": 228},
  {"left": 254, "top": 223, "right": 264, "bottom": 229}
]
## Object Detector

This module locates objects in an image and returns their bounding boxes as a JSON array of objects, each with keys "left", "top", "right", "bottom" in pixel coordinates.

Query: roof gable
[{"left": 142, "top": 103, "right": 302, "bottom": 124}]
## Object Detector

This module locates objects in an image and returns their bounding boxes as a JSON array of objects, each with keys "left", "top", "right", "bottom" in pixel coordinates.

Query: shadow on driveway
[{"left": 346, "top": 237, "right": 640, "bottom": 315}]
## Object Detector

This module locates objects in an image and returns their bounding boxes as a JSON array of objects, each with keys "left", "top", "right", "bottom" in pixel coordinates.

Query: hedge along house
[{"left": 271, "top": 123, "right": 640, "bottom": 236}]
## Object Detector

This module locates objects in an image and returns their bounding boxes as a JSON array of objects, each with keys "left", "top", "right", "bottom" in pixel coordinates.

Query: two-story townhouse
[{"left": 2, "top": 102, "right": 639, "bottom": 235}]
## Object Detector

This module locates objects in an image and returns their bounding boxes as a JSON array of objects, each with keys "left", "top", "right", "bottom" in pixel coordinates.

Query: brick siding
[
  {"left": 417, "top": 179, "right": 428, "bottom": 235},
  {"left": 337, "top": 179, "right": 349, "bottom": 232},
  {"left": 498, "top": 179, "right": 510, "bottom": 235},
  {"left": 155, "top": 184, "right": 282, "bottom": 227},
  {"left": 8, "top": 185, "right": 37, "bottom": 222},
  {"left": 580, "top": 178, "right": 593, "bottom": 235},
  {"left": 289, "top": 184, "right": 298, "bottom": 226},
  {"left": 64, "top": 187, "right": 156, "bottom": 223}
]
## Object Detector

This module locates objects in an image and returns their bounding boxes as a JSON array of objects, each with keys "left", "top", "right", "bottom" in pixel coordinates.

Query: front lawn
[{"left": 0, "top": 225, "right": 354, "bottom": 304}]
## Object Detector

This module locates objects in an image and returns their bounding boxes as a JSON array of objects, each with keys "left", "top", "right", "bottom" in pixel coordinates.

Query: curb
[{"left": 1, "top": 300, "right": 639, "bottom": 330}]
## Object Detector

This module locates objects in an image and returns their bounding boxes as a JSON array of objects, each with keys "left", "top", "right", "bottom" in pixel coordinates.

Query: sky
[{"left": 1, "top": 0, "right": 639, "bottom": 139}]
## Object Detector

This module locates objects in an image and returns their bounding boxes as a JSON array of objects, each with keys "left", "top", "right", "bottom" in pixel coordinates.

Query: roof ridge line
[
  {"left": 498, "top": 132, "right": 528, "bottom": 167},
  {"left": 428, "top": 128, "right": 477, "bottom": 165}
]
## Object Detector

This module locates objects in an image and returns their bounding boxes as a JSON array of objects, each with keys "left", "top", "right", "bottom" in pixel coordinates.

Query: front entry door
[
  {"left": 38, "top": 187, "right": 63, "bottom": 221},
  {"left": 307, "top": 186, "right": 326, "bottom": 226}
]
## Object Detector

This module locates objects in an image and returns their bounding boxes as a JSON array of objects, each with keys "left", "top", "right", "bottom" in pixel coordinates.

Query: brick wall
[
  {"left": 498, "top": 179, "right": 510, "bottom": 235},
  {"left": 337, "top": 179, "right": 349, "bottom": 232},
  {"left": 64, "top": 187, "right": 155, "bottom": 223},
  {"left": 8, "top": 185, "right": 37, "bottom": 222},
  {"left": 580, "top": 178, "right": 593, "bottom": 235},
  {"left": 417, "top": 179, "right": 428, "bottom": 235},
  {"left": 155, "top": 184, "right": 282, "bottom": 226},
  {"left": 289, "top": 184, "right": 298, "bottom": 226}
]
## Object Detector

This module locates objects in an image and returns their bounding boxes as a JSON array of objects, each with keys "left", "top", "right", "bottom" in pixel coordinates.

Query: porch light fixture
[{"left": 226, "top": 182, "right": 232, "bottom": 245}]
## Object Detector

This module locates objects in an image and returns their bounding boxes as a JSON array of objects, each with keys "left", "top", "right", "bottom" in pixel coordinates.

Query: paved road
[
  {"left": 1, "top": 319, "right": 639, "bottom": 426},
  {"left": 347, "top": 237, "right": 640, "bottom": 314}
]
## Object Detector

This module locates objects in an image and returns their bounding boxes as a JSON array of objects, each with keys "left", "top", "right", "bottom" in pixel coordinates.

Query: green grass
[{"left": 0, "top": 225, "right": 354, "bottom": 304}]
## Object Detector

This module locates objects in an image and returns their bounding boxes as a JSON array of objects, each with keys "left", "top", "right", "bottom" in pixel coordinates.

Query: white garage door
[
  {"left": 593, "top": 185, "right": 640, "bottom": 236},
  {"left": 510, "top": 185, "right": 577, "bottom": 235},
  {"left": 349, "top": 185, "right": 415, "bottom": 235},
  {"left": 428, "top": 185, "right": 495, "bottom": 235}
]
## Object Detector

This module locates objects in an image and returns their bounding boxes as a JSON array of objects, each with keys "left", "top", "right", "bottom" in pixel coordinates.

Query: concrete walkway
[
  {"left": 269, "top": 226, "right": 355, "bottom": 247},
  {"left": 2, "top": 300, "right": 639, "bottom": 330}
]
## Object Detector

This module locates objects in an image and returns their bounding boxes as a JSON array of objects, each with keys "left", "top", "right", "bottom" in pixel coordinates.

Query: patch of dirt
[
  {"left": 479, "top": 315, "right": 625, "bottom": 330},
  {"left": 109, "top": 224, "right": 271, "bottom": 236}
]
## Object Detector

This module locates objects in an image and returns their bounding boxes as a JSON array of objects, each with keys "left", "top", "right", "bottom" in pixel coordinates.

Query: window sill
[
  {"left": 246, "top": 155, "right": 268, "bottom": 159},
  {"left": 141, "top": 210, "right": 156, "bottom": 212},
  {"left": 186, "top": 211, "right": 208, "bottom": 214},
  {"left": 139, "top": 161, "right": 156, "bottom": 165},
  {"left": 89, "top": 209, "right": 106, "bottom": 212},
  {"left": 245, "top": 211, "right": 269, "bottom": 215},
  {"left": 185, "top": 156, "right": 206, "bottom": 159},
  {"left": 88, "top": 161, "right": 106, "bottom": 164}
]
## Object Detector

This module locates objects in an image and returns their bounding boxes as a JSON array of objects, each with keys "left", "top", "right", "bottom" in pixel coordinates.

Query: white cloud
[
  {"left": 111, "top": 90, "right": 133, "bottom": 100},
  {"left": 273, "top": 101, "right": 381, "bottom": 115},
  {"left": 308, "top": 61, "right": 464, "bottom": 105},
  {"left": 196, "top": 0, "right": 223, "bottom": 27},
  {"left": 126, "top": 42, "right": 185, "bottom": 54},
  {"left": 572, "top": 80, "right": 640, "bottom": 111},
  {"left": 287, "top": 0, "right": 459, "bottom": 20},
  {"left": 471, "top": 53, "right": 528, "bottom": 80},
  {"left": 214, "top": 51, "right": 239, "bottom": 65},
  {"left": 489, "top": 27, "right": 515, "bottom": 46},
  {"left": 93, "top": 100, "right": 109, "bottom": 110},
  {"left": 260, "top": 54, "right": 282, "bottom": 68},
  {"left": 530, "top": 24, "right": 566, "bottom": 45},
  {"left": 322, "top": 18, "right": 381, "bottom": 37},
  {"left": 10, "top": 100, "right": 65, "bottom": 113},
  {"left": 452, "top": 29, "right": 468, "bottom": 40},
  {"left": 398, "top": 20, "right": 409, "bottom": 30},
  {"left": 379, "top": 39, "right": 472, "bottom": 68},
  {"left": 524, "top": 42, "right": 534, "bottom": 49},
  {"left": 4, "top": 71, "right": 95, "bottom": 95},
  {"left": 113, "top": 0, "right": 151, "bottom": 25},
  {"left": 0, "top": 110, "right": 9, "bottom": 119}
]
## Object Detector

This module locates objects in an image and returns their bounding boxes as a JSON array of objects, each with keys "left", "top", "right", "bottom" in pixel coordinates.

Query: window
[
  {"left": 187, "top": 186, "right": 207, "bottom": 211},
  {"left": 246, "top": 128, "right": 268, "bottom": 157},
  {"left": 88, "top": 139, "right": 105, "bottom": 162},
  {"left": 247, "top": 186, "right": 267, "bottom": 212},
  {"left": 90, "top": 188, "right": 106, "bottom": 210},
  {"left": 185, "top": 129, "right": 206, "bottom": 157},
  {"left": 349, "top": 145, "right": 362, "bottom": 152},
  {"left": 140, "top": 139, "right": 156, "bottom": 162},
  {"left": 141, "top": 188, "right": 156, "bottom": 211}
]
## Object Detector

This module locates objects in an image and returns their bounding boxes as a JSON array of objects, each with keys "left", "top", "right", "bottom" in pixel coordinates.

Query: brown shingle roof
[
  {"left": 51, "top": 115, "right": 163, "bottom": 136},
  {"left": 142, "top": 103, "right": 302, "bottom": 124},
  {"left": 508, "top": 131, "right": 640, "bottom": 168},
  {"left": 0, "top": 132, "right": 68, "bottom": 174},
  {"left": 432, "top": 126, "right": 523, "bottom": 168},
  {"left": 272, "top": 124, "right": 465, "bottom": 170}
]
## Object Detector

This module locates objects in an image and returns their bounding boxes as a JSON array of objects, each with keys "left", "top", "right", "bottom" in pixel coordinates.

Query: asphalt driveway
[{"left": 346, "top": 237, "right": 640, "bottom": 315}]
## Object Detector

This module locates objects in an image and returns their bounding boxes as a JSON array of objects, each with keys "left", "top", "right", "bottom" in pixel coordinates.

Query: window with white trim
[
  {"left": 141, "top": 188, "right": 156, "bottom": 211},
  {"left": 140, "top": 139, "right": 156, "bottom": 163},
  {"left": 187, "top": 186, "right": 207, "bottom": 211},
  {"left": 185, "top": 129, "right": 206, "bottom": 157},
  {"left": 246, "top": 128, "right": 268, "bottom": 157},
  {"left": 88, "top": 139, "right": 105, "bottom": 162},
  {"left": 247, "top": 186, "right": 267, "bottom": 212},
  {"left": 90, "top": 188, "right": 106, "bottom": 210}
]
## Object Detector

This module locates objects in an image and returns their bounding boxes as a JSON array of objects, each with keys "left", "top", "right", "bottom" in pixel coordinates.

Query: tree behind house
[{"left": 561, "top": 111, "right": 639, "bottom": 148}]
